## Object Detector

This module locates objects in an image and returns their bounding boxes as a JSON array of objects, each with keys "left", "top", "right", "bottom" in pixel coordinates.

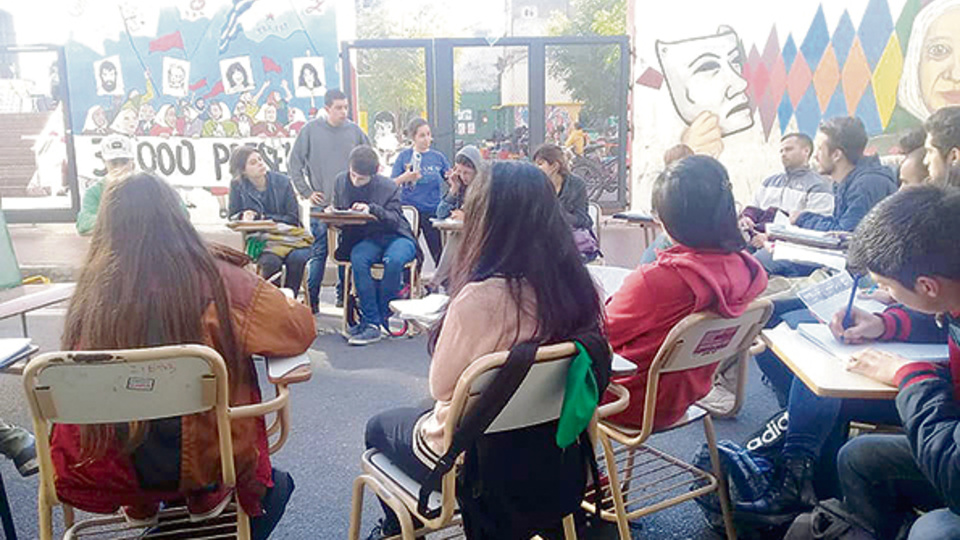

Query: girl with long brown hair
[{"left": 51, "top": 172, "right": 315, "bottom": 539}]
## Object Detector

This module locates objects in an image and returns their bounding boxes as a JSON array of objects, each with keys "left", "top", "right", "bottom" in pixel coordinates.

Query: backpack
[
  {"left": 783, "top": 499, "right": 876, "bottom": 540},
  {"left": 691, "top": 440, "right": 798, "bottom": 539},
  {"left": 417, "top": 333, "right": 611, "bottom": 539}
]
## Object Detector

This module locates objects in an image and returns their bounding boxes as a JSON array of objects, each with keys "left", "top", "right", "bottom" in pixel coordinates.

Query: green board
[{"left": 0, "top": 210, "right": 21, "bottom": 289}]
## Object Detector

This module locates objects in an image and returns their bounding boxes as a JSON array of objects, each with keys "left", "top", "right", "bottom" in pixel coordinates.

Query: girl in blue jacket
[{"left": 391, "top": 118, "right": 449, "bottom": 265}]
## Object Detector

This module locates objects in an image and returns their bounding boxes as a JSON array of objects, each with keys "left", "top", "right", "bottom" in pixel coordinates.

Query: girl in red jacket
[{"left": 604, "top": 155, "right": 768, "bottom": 429}]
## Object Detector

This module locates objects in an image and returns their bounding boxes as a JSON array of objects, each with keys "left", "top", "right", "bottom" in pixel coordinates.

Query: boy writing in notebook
[
  {"left": 816, "top": 184, "right": 960, "bottom": 539},
  {"left": 330, "top": 146, "right": 417, "bottom": 346}
]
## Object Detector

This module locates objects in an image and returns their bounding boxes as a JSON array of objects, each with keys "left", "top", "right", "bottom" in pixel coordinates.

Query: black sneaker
[
  {"left": 13, "top": 443, "right": 38, "bottom": 477},
  {"left": 736, "top": 455, "right": 817, "bottom": 515},
  {"left": 364, "top": 518, "right": 400, "bottom": 540},
  {"left": 349, "top": 324, "right": 383, "bottom": 346}
]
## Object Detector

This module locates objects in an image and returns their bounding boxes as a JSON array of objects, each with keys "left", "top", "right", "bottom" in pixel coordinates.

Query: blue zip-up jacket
[{"left": 794, "top": 155, "right": 896, "bottom": 232}]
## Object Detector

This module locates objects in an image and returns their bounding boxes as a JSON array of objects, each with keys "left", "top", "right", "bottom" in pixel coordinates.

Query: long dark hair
[
  {"left": 63, "top": 172, "right": 241, "bottom": 457},
  {"left": 652, "top": 155, "right": 746, "bottom": 253},
  {"left": 436, "top": 161, "right": 603, "bottom": 347},
  {"left": 228, "top": 144, "right": 258, "bottom": 181}
]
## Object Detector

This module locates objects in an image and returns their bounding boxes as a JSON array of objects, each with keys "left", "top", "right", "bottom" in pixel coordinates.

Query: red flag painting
[
  {"left": 261, "top": 56, "right": 282, "bottom": 74},
  {"left": 149, "top": 31, "right": 185, "bottom": 53},
  {"left": 189, "top": 78, "right": 207, "bottom": 91},
  {"left": 203, "top": 81, "right": 224, "bottom": 99}
]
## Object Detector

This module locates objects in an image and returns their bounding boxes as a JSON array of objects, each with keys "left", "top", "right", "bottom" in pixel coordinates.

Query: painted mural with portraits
[
  {"left": 632, "top": 0, "right": 960, "bottom": 208},
  {"left": 63, "top": 0, "right": 340, "bottom": 190}
]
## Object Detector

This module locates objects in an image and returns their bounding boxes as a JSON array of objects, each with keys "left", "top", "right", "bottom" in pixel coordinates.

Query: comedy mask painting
[{"left": 656, "top": 26, "right": 754, "bottom": 138}]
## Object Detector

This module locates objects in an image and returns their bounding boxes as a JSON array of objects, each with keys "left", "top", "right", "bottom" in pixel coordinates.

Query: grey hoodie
[{"left": 287, "top": 115, "right": 369, "bottom": 201}]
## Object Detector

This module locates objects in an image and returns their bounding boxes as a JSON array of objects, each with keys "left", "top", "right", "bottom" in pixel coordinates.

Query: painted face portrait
[
  {"left": 100, "top": 63, "right": 117, "bottom": 92},
  {"left": 168, "top": 65, "right": 185, "bottom": 89},
  {"left": 656, "top": 26, "right": 753, "bottom": 136},
  {"left": 900, "top": 0, "right": 960, "bottom": 120}
]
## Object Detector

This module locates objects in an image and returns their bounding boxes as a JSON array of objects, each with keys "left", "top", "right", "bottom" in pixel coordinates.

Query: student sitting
[
  {"left": 533, "top": 143, "right": 601, "bottom": 262},
  {"left": 923, "top": 106, "right": 960, "bottom": 184},
  {"left": 430, "top": 145, "right": 483, "bottom": 291},
  {"left": 362, "top": 161, "right": 607, "bottom": 538},
  {"left": 756, "top": 117, "right": 896, "bottom": 277},
  {"left": 603, "top": 155, "right": 768, "bottom": 429},
  {"left": 391, "top": 118, "right": 449, "bottom": 267},
  {"left": 51, "top": 172, "right": 315, "bottom": 539},
  {"left": 228, "top": 146, "right": 312, "bottom": 297},
  {"left": 333, "top": 146, "right": 417, "bottom": 346},
  {"left": 77, "top": 134, "right": 136, "bottom": 236},
  {"left": 831, "top": 185, "right": 960, "bottom": 539}
]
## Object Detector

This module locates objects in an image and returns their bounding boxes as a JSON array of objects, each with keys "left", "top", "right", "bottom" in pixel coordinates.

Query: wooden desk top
[
  {"left": 762, "top": 324, "right": 897, "bottom": 400},
  {"left": 612, "top": 211, "right": 656, "bottom": 224},
  {"left": 226, "top": 220, "right": 278, "bottom": 233},
  {"left": 309, "top": 211, "right": 376, "bottom": 225},
  {"left": 0, "top": 283, "right": 76, "bottom": 321}
]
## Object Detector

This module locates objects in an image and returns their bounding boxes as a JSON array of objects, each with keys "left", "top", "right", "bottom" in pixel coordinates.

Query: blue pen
[{"left": 842, "top": 274, "right": 862, "bottom": 329}]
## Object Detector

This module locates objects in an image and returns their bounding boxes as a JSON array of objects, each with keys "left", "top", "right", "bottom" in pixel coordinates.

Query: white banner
[{"left": 75, "top": 135, "right": 297, "bottom": 188}]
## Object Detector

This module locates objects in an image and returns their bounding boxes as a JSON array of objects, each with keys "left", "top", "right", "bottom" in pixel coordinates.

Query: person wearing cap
[
  {"left": 430, "top": 145, "right": 483, "bottom": 291},
  {"left": 77, "top": 135, "right": 136, "bottom": 236}
]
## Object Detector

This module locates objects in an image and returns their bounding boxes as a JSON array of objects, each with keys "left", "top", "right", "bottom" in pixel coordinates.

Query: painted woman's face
[
  {"left": 657, "top": 29, "right": 754, "bottom": 136},
  {"left": 919, "top": 7, "right": 960, "bottom": 113}
]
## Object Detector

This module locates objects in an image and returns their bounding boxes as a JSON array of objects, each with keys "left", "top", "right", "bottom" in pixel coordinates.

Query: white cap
[{"left": 100, "top": 134, "right": 134, "bottom": 161}]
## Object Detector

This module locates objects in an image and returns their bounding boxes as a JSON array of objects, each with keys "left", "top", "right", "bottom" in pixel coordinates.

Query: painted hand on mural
[{"left": 680, "top": 111, "right": 724, "bottom": 157}]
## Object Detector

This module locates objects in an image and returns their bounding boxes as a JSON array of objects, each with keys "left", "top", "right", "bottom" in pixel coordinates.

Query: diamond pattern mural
[{"left": 688, "top": 0, "right": 937, "bottom": 139}]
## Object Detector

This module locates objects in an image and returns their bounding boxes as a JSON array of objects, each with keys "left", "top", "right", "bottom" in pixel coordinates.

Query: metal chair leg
[
  {"left": 0, "top": 473, "right": 17, "bottom": 540},
  {"left": 704, "top": 415, "right": 737, "bottom": 540}
]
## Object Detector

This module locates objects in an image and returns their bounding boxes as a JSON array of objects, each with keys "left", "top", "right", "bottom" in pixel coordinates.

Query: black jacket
[
  {"left": 228, "top": 171, "right": 301, "bottom": 227},
  {"left": 332, "top": 172, "right": 415, "bottom": 259},
  {"left": 794, "top": 155, "right": 896, "bottom": 232},
  {"left": 558, "top": 173, "right": 593, "bottom": 230}
]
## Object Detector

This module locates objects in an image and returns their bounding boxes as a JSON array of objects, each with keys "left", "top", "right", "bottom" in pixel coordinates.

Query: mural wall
[
  {"left": 632, "top": 0, "right": 957, "bottom": 208},
  {"left": 64, "top": 0, "right": 339, "bottom": 188}
]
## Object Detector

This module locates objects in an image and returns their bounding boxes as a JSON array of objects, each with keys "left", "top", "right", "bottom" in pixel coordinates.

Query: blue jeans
[
  {"left": 753, "top": 247, "right": 819, "bottom": 277},
  {"left": 784, "top": 378, "right": 900, "bottom": 498},
  {"left": 639, "top": 232, "right": 672, "bottom": 264},
  {"left": 351, "top": 236, "right": 417, "bottom": 327},
  {"left": 839, "top": 435, "right": 959, "bottom": 540},
  {"left": 307, "top": 214, "right": 329, "bottom": 307}
]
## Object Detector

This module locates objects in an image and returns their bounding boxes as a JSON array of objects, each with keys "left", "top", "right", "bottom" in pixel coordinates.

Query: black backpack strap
[{"left": 417, "top": 340, "right": 540, "bottom": 519}]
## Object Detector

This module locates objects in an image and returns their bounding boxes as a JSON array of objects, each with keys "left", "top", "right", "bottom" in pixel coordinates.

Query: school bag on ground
[{"left": 783, "top": 499, "right": 876, "bottom": 540}]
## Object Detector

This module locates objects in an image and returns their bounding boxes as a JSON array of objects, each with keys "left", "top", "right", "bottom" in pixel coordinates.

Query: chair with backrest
[
  {"left": 330, "top": 205, "right": 421, "bottom": 334},
  {"left": 581, "top": 300, "right": 773, "bottom": 540},
  {"left": 347, "top": 342, "right": 600, "bottom": 540},
  {"left": 23, "top": 344, "right": 300, "bottom": 540}
]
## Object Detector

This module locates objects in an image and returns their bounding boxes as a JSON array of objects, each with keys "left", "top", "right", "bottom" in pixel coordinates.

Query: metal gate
[{"left": 341, "top": 36, "right": 630, "bottom": 210}]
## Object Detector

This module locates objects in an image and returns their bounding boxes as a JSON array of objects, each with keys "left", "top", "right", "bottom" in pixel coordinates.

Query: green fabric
[
  {"left": 0, "top": 209, "right": 20, "bottom": 289},
  {"left": 246, "top": 236, "right": 266, "bottom": 260},
  {"left": 76, "top": 180, "right": 104, "bottom": 236},
  {"left": 556, "top": 341, "right": 599, "bottom": 448}
]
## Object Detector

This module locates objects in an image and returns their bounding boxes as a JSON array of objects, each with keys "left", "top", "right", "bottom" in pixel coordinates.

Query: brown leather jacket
[{"left": 51, "top": 254, "right": 315, "bottom": 515}]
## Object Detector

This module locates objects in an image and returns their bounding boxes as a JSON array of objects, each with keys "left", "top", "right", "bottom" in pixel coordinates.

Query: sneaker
[
  {"left": 13, "top": 444, "right": 38, "bottom": 477},
  {"left": 341, "top": 323, "right": 365, "bottom": 340},
  {"left": 364, "top": 518, "right": 400, "bottom": 540},
  {"left": 120, "top": 503, "right": 160, "bottom": 527},
  {"left": 348, "top": 324, "right": 383, "bottom": 346},
  {"left": 187, "top": 485, "right": 233, "bottom": 522}
]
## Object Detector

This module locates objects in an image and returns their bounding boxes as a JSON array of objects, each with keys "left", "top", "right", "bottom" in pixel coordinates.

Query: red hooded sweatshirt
[{"left": 603, "top": 244, "right": 768, "bottom": 429}]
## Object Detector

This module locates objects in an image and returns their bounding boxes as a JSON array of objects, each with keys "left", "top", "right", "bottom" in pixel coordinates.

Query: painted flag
[
  {"left": 204, "top": 81, "right": 224, "bottom": 99},
  {"left": 149, "top": 31, "right": 185, "bottom": 53},
  {"left": 636, "top": 67, "right": 663, "bottom": 90},
  {"left": 261, "top": 55, "right": 282, "bottom": 74},
  {"left": 189, "top": 78, "right": 207, "bottom": 92}
]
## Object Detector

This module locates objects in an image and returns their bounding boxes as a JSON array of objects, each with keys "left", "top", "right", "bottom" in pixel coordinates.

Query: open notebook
[
  {"left": 797, "top": 271, "right": 888, "bottom": 323},
  {"left": 797, "top": 323, "right": 949, "bottom": 362},
  {"left": 0, "top": 338, "right": 37, "bottom": 369}
]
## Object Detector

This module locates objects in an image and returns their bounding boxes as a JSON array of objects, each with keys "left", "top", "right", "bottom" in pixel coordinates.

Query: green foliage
[{"left": 547, "top": 0, "right": 625, "bottom": 128}]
